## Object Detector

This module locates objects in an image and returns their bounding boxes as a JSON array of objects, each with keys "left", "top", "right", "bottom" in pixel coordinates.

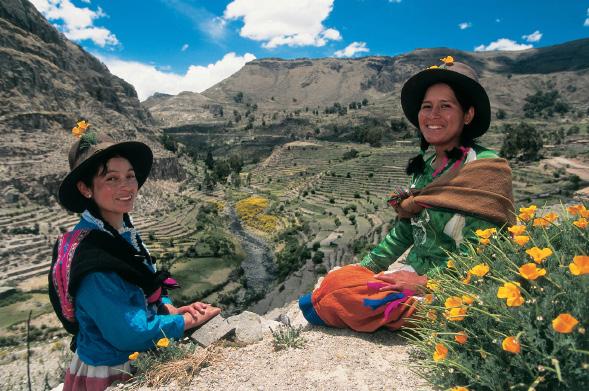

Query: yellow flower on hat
[
  {"left": 72, "top": 120, "right": 89, "bottom": 138},
  {"left": 569, "top": 255, "right": 589, "bottom": 276},
  {"left": 428, "top": 65, "right": 439, "bottom": 69},
  {"left": 440, "top": 55, "right": 454, "bottom": 64},
  {"left": 128, "top": 352, "right": 139, "bottom": 361}
]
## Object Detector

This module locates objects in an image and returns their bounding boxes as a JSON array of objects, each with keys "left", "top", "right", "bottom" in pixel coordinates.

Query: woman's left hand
[{"left": 374, "top": 271, "right": 427, "bottom": 292}]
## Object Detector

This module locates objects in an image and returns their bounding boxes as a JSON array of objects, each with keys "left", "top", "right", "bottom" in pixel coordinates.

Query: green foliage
[
  {"left": 406, "top": 205, "right": 589, "bottom": 391},
  {"left": 311, "top": 250, "right": 325, "bottom": 264},
  {"left": 390, "top": 118, "right": 408, "bottom": 132},
  {"left": 523, "top": 90, "right": 570, "bottom": 118},
  {"left": 500, "top": 122, "right": 544, "bottom": 161},
  {"left": 270, "top": 324, "right": 305, "bottom": 351},
  {"left": 233, "top": 91, "right": 244, "bottom": 103},
  {"left": 496, "top": 109, "right": 507, "bottom": 120},
  {"left": 342, "top": 148, "right": 359, "bottom": 160},
  {"left": 160, "top": 133, "right": 178, "bottom": 153}
]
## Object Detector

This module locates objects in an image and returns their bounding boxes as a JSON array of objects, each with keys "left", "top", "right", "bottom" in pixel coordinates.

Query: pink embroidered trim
[
  {"left": 52, "top": 230, "right": 91, "bottom": 323},
  {"left": 432, "top": 146, "right": 470, "bottom": 178}
]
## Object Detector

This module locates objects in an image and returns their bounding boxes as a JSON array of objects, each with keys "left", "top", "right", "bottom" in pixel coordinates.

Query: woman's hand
[{"left": 374, "top": 271, "right": 427, "bottom": 292}]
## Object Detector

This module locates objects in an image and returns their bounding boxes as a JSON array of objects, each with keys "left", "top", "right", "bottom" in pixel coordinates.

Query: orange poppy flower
[
  {"left": 525, "top": 247, "right": 553, "bottom": 263},
  {"left": 424, "top": 293, "right": 434, "bottom": 304},
  {"left": 519, "top": 263, "right": 547, "bottom": 280},
  {"left": 552, "top": 313, "right": 579, "bottom": 334},
  {"left": 433, "top": 343, "right": 448, "bottom": 362},
  {"left": 475, "top": 228, "right": 496, "bottom": 239},
  {"left": 567, "top": 204, "right": 586, "bottom": 216},
  {"left": 461, "top": 295, "right": 475, "bottom": 305},
  {"left": 156, "top": 337, "right": 170, "bottom": 348},
  {"left": 455, "top": 331, "right": 468, "bottom": 344},
  {"left": 513, "top": 235, "right": 530, "bottom": 247},
  {"left": 542, "top": 212, "right": 558, "bottom": 222},
  {"left": 469, "top": 263, "right": 490, "bottom": 277},
  {"left": 502, "top": 336, "right": 521, "bottom": 353},
  {"left": 569, "top": 255, "right": 589, "bottom": 276},
  {"left": 533, "top": 218, "right": 550, "bottom": 228},
  {"left": 440, "top": 55, "right": 454, "bottom": 64},
  {"left": 497, "top": 282, "right": 524, "bottom": 307},
  {"left": 461, "top": 272, "right": 472, "bottom": 284},
  {"left": 445, "top": 296, "right": 462, "bottom": 308},
  {"left": 128, "top": 352, "right": 139, "bottom": 360},
  {"left": 450, "top": 387, "right": 469, "bottom": 391},
  {"left": 507, "top": 225, "right": 526, "bottom": 235},
  {"left": 573, "top": 218, "right": 588, "bottom": 229}
]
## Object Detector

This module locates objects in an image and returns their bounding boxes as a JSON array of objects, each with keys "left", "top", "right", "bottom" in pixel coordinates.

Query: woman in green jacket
[{"left": 299, "top": 57, "right": 515, "bottom": 332}]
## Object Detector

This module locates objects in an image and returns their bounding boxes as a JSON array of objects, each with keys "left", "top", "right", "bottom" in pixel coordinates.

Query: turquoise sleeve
[
  {"left": 76, "top": 272, "right": 184, "bottom": 352},
  {"left": 360, "top": 219, "right": 414, "bottom": 273}
]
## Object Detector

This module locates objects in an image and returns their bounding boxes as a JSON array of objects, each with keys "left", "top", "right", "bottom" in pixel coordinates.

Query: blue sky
[{"left": 31, "top": 0, "right": 589, "bottom": 100}]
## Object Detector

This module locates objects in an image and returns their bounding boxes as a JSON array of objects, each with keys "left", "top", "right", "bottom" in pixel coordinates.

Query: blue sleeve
[
  {"left": 161, "top": 296, "right": 173, "bottom": 305},
  {"left": 76, "top": 272, "right": 185, "bottom": 352}
]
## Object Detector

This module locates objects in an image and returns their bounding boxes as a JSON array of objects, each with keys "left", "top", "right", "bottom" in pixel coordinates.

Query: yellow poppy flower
[
  {"left": 72, "top": 120, "right": 89, "bottom": 138},
  {"left": 543, "top": 212, "right": 558, "bottom": 222},
  {"left": 461, "top": 295, "right": 475, "bottom": 305},
  {"left": 567, "top": 204, "right": 586, "bottom": 216},
  {"left": 156, "top": 337, "right": 170, "bottom": 348},
  {"left": 552, "top": 313, "right": 579, "bottom": 334},
  {"left": 475, "top": 228, "right": 496, "bottom": 239},
  {"left": 469, "top": 263, "right": 489, "bottom": 277},
  {"left": 569, "top": 255, "right": 589, "bottom": 276},
  {"left": 580, "top": 209, "right": 589, "bottom": 218},
  {"left": 433, "top": 343, "right": 448, "bottom": 362},
  {"left": 502, "top": 336, "right": 521, "bottom": 354},
  {"left": 525, "top": 247, "right": 553, "bottom": 263},
  {"left": 573, "top": 218, "right": 588, "bottom": 229},
  {"left": 519, "top": 263, "right": 547, "bottom": 280},
  {"left": 513, "top": 235, "right": 530, "bottom": 247},
  {"left": 519, "top": 205, "right": 537, "bottom": 215},
  {"left": 451, "top": 387, "right": 469, "bottom": 391},
  {"left": 533, "top": 218, "right": 550, "bottom": 228},
  {"left": 507, "top": 225, "right": 526, "bottom": 235},
  {"left": 445, "top": 296, "right": 462, "bottom": 308},
  {"left": 428, "top": 65, "right": 439, "bottom": 69},
  {"left": 440, "top": 55, "right": 454, "bottom": 64},
  {"left": 447, "top": 259, "right": 455, "bottom": 269},
  {"left": 426, "top": 279, "right": 439, "bottom": 291},
  {"left": 479, "top": 238, "right": 490, "bottom": 245},
  {"left": 128, "top": 352, "right": 139, "bottom": 361},
  {"left": 455, "top": 331, "right": 468, "bottom": 344},
  {"left": 497, "top": 282, "right": 524, "bottom": 307}
]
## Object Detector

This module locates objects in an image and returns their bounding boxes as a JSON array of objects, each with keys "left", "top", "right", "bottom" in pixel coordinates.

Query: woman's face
[
  {"left": 77, "top": 156, "right": 138, "bottom": 226},
  {"left": 418, "top": 83, "right": 474, "bottom": 150}
]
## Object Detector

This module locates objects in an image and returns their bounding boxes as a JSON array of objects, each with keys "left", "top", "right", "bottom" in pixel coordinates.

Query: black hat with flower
[
  {"left": 58, "top": 121, "right": 153, "bottom": 213},
  {"left": 401, "top": 56, "right": 491, "bottom": 139}
]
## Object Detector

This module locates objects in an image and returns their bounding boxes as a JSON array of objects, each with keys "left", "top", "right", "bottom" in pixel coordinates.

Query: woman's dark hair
[{"left": 405, "top": 81, "right": 476, "bottom": 176}]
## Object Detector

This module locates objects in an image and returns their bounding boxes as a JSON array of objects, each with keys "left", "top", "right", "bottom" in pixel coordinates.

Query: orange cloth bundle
[{"left": 299, "top": 265, "right": 418, "bottom": 332}]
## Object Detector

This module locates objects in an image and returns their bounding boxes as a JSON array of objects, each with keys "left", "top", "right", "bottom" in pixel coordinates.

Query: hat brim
[
  {"left": 58, "top": 141, "right": 153, "bottom": 213},
  {"left": 401, "top": 68, "right": 491, "bottom": 139}
]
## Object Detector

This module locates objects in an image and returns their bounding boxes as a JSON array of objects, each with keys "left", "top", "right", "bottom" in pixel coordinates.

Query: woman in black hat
[
  {"left": 299, "top": 57, "right": 515, "bottom": 332},
  {"left": 49, "top": 122, "right": 220, "bottom": 390}
]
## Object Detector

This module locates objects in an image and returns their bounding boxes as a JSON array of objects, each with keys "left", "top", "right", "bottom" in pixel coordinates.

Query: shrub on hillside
[
  {"left": 406, "top": 204, "right": 588, "bottom": 390},
  {"left": 235, "top": 196, "right": 279, "bottom": 233}
]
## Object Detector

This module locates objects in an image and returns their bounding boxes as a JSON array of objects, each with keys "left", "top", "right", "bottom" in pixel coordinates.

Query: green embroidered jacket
[{"left": 360, "top": 145, "right": 501, "bottom": 276}]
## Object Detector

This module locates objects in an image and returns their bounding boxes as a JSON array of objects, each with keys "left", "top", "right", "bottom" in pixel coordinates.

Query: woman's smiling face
[{"left": 418, "top": 83, "right": 474, "bottom": 151}]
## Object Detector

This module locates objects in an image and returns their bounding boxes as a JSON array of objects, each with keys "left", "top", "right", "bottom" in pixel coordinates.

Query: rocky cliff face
[{"left": 0, "top": 0, "right": 183, "bottom": 207}]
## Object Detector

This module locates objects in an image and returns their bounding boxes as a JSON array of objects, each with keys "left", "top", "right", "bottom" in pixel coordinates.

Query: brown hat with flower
[
  {"left": 401, "top": 56, "right": 491, "bottom": 139},
  {"left": 58, "top": 121, "right": 153, "bottom": 213}
]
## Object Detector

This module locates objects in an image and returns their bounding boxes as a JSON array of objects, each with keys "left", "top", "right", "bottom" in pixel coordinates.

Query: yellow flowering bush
[
  {"left": 406, "top": 204, "right": 588, "bottom": 390},
  {"left": 235, "top": 196, "right": 279, "bottom": 233}
]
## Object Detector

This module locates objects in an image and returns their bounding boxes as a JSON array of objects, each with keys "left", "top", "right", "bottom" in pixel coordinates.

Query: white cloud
[
  {"left": 585, "top": 8, "right": 589, "bottom": 27},
  {"left": 474, "top": 38, "right": 533, "bottom": 52},
  {"left": 458, "top": 22, "right": 472, "bottom": 30},
  {"left": 162, "top": 0, "right": 228, "bottom": 41},
  {"left": 181, "top": 44, "right": 189, "bottom": 52},
  {"left": 522, "top": 30, "right": 542, "bottom": 42},
  {"left": 98, "top": 52, "right": 256, "bottom": 101},
  {"left": 223, "top": 0, "right": 341, "bottom": 48},
  {"left": 334, "top": 42, "right": 369, "bottom": 58},
  {"left": 30, "top": 0, "right": 118, "bottom": 47},
  {"left": 388, "top": 0, "right": 402, "bottom": 3}
]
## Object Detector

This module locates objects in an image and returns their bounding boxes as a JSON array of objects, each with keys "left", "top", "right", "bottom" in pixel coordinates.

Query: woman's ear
[
  {"left": 77, "top": 181, "right": 92, "bottom": 199},
  {"left": 464, "top": 106, "right": 475, "bottom": 125}
]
